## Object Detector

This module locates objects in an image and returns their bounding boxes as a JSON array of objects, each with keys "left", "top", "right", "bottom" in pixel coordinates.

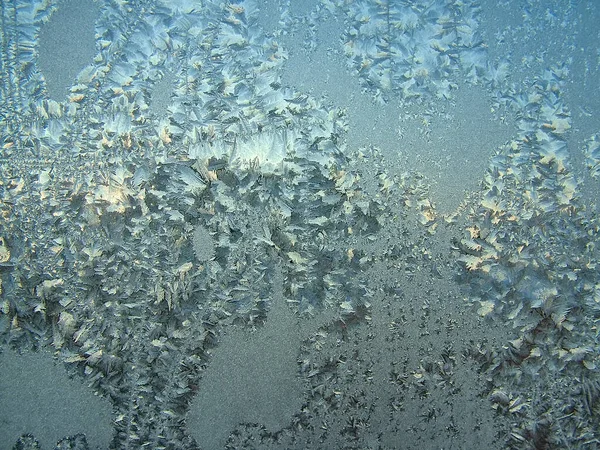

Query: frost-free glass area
[{"left": 1, "top": 0, "right": 599, "bottom": 448}]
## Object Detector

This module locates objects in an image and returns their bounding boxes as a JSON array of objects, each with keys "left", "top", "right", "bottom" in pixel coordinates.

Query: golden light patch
[{"left": 477, "top": 300, "right": 495, "bottom": 317}]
